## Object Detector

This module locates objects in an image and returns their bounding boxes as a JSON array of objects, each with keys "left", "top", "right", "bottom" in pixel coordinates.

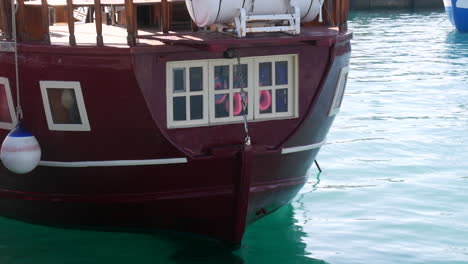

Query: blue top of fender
[{"left": 8, "top": 122, "right": 34, "bottom": 138}]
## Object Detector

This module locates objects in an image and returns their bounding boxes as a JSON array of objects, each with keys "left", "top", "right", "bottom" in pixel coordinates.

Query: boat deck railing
[{"left": 0, "top": 0, "right": 349, "bottom": 47}]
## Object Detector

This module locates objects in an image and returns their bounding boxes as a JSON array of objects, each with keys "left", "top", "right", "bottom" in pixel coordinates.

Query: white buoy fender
[
  {"left": 186, "top": 0, "right": 324, "bottom": 27},
  {"left": 186, "top": 0, "right": 246, "bottom": 27},
  {"left": 0, "top": 122, "right": 41, "bottom": 174},
  {"left": 296, "top": 0, "right": 324, "bottom": 22}
]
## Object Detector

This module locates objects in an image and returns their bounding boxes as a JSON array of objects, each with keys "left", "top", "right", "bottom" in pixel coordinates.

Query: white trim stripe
[
  {"left": 281, "top": 139, "right": 327, "bottom": 154},
  {"left": 38, "top": 158, "right": 188, "bottom": 168}
]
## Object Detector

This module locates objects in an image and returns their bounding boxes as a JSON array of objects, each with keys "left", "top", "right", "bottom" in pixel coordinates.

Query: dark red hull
[{"left": 0, "top": 29, "right": 351, "bottom": 244}]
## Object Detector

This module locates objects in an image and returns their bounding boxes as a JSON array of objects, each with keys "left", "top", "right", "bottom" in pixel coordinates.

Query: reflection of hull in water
[{"left": 444, "top": 0, "right": 468, "bottom": 32}]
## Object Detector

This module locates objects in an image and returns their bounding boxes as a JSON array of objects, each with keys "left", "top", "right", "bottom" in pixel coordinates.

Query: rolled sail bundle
[{"left": 185, "top": 0, "right": 324, "bottom": 27}]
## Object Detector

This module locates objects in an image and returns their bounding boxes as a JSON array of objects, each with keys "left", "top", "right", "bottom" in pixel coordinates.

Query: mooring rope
[{"left": 10, "top": 0, "right": 23, "bottom": 121}]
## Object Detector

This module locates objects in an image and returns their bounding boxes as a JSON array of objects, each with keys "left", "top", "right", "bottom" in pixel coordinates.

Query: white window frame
[
  {"left": 0, "top": 77, "right": 17, "bottom": 130},
  {"left": 209, "top": 58, "right": 254, "bottom": 125},
  {"left": 329, "top": 66, "right": 349, "bottom": 117},
  {"left": 166, "top": 54, "right": 298, "bottom": 129},
  {"left": 253, "top": 55, "right": 297, "bottom": 120},
  {"left": 40, "top": 81, "right": 91, "bottom": 131},
  {"left": 166, "top": 61, "right": 209, "bottom": 128}
]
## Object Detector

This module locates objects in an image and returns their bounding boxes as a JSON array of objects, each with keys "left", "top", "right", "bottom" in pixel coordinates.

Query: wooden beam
[
  {"left": 17, "top": 0, "right": 26, "bottom": 41},
  {"left": 162, "top": 0, "right": 168, "bottom": 33},
  {"left": 333, "top": 0, "right": 340, "bottom": 27},
  {"left": 341, "top": 0, "right": 349, "bottom": 31},
  {"left": 41, "top": 0, "right": 50, "bottom": 43},
  {"left": 125, "top": 0, "right": 135, "bottom": 46},
  {"left": 94, "top": 0, "right": 103, "bottom": 45},
  {"left": 66, "top": 0, "right": 76, "bottom": 45}
]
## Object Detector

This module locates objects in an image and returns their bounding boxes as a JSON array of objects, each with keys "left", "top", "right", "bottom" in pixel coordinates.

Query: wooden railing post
[
  {"left": 17, "top": 0, "right": 26, "bottom": 41},
  {"left": 340, "top": 0, "right": 349, "bottom": 32},
  {"left": 333, "top": 0, "right": 340, "bottom": 27},
  {"left": 67, "top": 0, "right": 76, "bottom": 45},
  {"left": 0, "top": 0, "right": 12, "bottom": 40},
  {"left": 321, "top": 0, "right": 331, "bottom": 26},
  {"left": 162, "top": 0, "right": 168, "bottom": 33},
  {"left": 94, "top": 0, "right": 103, "bottom": 46},
  {"left": 41, "top": 0, "right": 50, "bottom": 43},
  {"left": 125, "top": 0, "right": 135, "bottom": 46}
]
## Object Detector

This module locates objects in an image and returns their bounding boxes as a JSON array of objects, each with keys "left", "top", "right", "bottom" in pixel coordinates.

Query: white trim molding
[
  {"left": 0, "top": 77, "right": 18, "bottom": 130},
  {"left": 329, "top": 66, "right": 350, "bottom": 117},
  {"left": 39, "top": 158, "right": 188, "bottom": 168},
  {"left": 40, "top": 81, "right": 91, "bottom": 131},
  {"left": 281, "top": 139, "right": 327, "bottom": 154}
]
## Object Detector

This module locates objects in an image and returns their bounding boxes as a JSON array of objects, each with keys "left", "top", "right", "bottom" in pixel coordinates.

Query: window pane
[
  {"left": 214, "top": 65, "right": 229, "bottom": 90},
  {"left": 215, "top": 93, "right": 230, "bottom": 118},
  {"left": 0, "top": 84, "right": 12, "bottom": 123},
  {"left": 190, "top": 67, "right": 203, "bottom": 92},
  {"left": 47, "top": 88, "right": 82, "bottom": 124},
  {"left": 190, "top": 95, "right": 203, "bottom": 120},
  {"left": 173, "top": 68, "right": 186, "bottom": 93},
  {"left": 233, "top": 92, "right": 248, "bottom": 117},
  {"left": 333, "top": 72, "right": 348, "bottom": 109},
  {"left": 259, "top": 90, "right": 272, "bottom": 114},
  {"left": 259, "top": 62, "right": 272, "bottom": 87},
  {"left": 338, "top": 72, "right": 349, "bottom": 108},
  {"left": 276, "top": 89, "right": 288, "bottom": 113},
  {"left": 275, "top": 61, "right": 288, "bottom": 85},
  {"left": 233, "top": 64, "right": 248, "bottom": 89},
  {"left": 173, "top": 97, "right": 186, "bottom": 121}
]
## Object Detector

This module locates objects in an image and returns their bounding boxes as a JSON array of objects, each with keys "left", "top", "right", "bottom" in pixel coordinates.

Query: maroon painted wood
[{"left": 0, "top": 22, "right": 351, "bottom": 243}]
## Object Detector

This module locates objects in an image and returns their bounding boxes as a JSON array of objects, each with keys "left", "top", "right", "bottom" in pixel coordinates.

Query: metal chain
[
  {"left": 11, "top": 0, "right": 23, "bottom": 121},
  {"left": 235, "top": 50, "right": 251, "bottom": 146}
]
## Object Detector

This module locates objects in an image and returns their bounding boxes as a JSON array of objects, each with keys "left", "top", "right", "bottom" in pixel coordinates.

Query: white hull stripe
[
  {"left": 39, "top": 158, "right": 188, "bottom": 168},
  {"left": 281, "top": 139, "right": 327, "bottom": 154}
]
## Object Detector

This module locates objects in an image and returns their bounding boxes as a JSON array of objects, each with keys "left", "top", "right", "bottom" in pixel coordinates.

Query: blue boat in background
[{"left": 444, "top": 0, "right": 468, "bottom": 31}]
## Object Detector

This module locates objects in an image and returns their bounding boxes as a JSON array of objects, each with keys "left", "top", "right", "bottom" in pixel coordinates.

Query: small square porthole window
[
  {"left": 329, "top": 66, "right": 350, "bottom": 116},
  {"left": 0, "top": 77, "right": 17, "bottom": 130},
  {"left": 167, "top": 61, "right": 209, "bottom": 128},
  {"left": 40, "top": 81, "right": 91, "bottom": 131},
  {"left": 254, "top": 55, "right": 296, "bottom": 120}
]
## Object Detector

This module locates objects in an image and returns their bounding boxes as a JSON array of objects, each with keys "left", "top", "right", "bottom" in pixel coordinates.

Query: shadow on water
[
  {"left": 446, "top": 31, "right": 468, "bottom": 45},
  {"left": 0, "top": 173, "right": 328, "bottom": 264}
]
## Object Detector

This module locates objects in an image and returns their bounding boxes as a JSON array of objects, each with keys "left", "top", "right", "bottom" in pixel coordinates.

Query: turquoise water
[{"left": 1, "top": 10, "right": 468, "bottom": 264}]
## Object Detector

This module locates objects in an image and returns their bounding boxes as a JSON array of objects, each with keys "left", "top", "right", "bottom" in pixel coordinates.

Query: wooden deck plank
[{"left": 50, "top": 23, "right": 164, "bottom": 46}]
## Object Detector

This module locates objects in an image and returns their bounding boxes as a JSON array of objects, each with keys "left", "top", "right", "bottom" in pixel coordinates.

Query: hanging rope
[
  {"left": 234, "top": 50, "right": 251, "bottom": 146},
  {"left": 10, "top": 0, "right": 22, "bottom": 121},
  {"left": 314, "top": 160, "right": 322, "bottom": 173}
]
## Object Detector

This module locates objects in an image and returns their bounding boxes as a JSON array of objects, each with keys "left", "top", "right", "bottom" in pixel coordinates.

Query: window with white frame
[
  {"left": 254, "top": 55, "right": 296, "bottom": 119},
  {"left": 329, "top": 66, "right": 349, "bottom": 116},
  {"left": 0, "top": 77, "right": 17, "bottom": 130},
  {"left": 209, "top": 58, "right": 254, "bottom": 124},
  {"left": 166, "top": 62, "right": 209, "bottom": 127},
  {"left": 167, "top": 54, "right": 298, "bottom": 128},
  {"left": 40, "top": 81, "right": 91, "bottom": 131}
]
